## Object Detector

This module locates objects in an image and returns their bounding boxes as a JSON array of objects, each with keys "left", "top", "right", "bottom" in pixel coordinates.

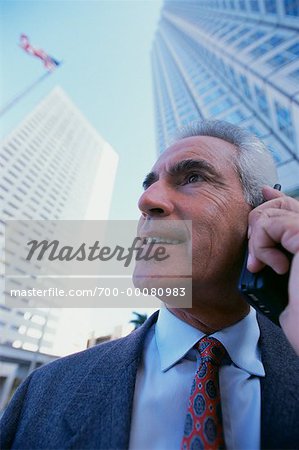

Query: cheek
[{"left": 190, "top": 200, "right": 250, "bottom": 265}]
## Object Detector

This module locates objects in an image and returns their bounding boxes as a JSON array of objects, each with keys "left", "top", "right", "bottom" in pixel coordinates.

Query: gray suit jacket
[{"left": 1, "top": 312, "right": 299, "bottom": 450}]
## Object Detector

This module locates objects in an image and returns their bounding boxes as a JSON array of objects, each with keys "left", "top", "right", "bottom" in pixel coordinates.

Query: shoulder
[
  {"left": 258, "top": 314, "right": 299, "bottom": 362},
  {"left": 258, "top": 313, "right": 299, "bottom": 386},
  {"left": 0, "top": 312, "right": 159, "bottom": 448},
  {"left": 31, "top": 310, "right": 159, "bottom": 385}
]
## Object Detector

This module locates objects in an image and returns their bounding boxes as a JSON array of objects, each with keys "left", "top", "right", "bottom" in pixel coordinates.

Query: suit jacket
[{"left": 1, "top": 311, "right": 299, "bottom": 450}]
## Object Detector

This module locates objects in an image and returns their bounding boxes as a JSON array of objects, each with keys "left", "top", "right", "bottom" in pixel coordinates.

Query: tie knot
[{"left": 196, "top": 337, "right": 228, "bottom": 366}]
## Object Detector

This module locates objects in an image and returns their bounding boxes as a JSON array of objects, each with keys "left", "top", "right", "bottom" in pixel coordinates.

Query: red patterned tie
[{"left": 181, "top": 337, "right": 228, "bottom": 450}]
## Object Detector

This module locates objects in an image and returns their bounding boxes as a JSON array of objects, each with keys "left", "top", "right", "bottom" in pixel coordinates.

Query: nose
[{"left": 138, "top": 181, "right": 174, "bottom": 218}]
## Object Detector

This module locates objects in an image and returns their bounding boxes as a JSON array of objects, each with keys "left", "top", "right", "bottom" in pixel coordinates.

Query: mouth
[{"left": 141, "top": 236, "right": 185, "bottom": 245}]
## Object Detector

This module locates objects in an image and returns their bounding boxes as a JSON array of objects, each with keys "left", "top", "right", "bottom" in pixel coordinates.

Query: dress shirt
[{"left": 129, "top": 306, "right": 265, "bottom": 450}]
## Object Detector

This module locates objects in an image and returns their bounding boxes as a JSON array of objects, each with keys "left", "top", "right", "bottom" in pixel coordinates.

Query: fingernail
[
  {"left": 247, "top": 226, "right": 251, "bottom": 238},
  {"left": 247, "top": 253, "right": 253, "bottom": 268}
]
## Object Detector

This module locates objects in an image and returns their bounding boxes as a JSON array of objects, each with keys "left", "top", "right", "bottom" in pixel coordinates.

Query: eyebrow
[{"left": 142, "top": 158, "right": 222, "bottom": 190}]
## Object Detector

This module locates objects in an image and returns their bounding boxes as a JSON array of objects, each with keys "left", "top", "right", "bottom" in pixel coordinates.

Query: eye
[{"left": 184, "top": 173, "right": 202, "bottom": 184}]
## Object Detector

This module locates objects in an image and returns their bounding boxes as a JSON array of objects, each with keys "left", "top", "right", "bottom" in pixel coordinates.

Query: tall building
[
  {"left": 0, "top": 87, "right": 118, "bottom": 409},
  {"left": 152, "top": 0, "right": 299, "bottom": 195}
]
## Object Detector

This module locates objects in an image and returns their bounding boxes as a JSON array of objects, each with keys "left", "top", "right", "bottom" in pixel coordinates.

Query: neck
[{"left": 167, "top": 291, "right": 250, "bottom": 334}]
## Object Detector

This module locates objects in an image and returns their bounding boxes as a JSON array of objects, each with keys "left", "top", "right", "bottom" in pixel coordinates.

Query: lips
[{"left": 138, "top": 219, "right": 190, "bottom": 246}]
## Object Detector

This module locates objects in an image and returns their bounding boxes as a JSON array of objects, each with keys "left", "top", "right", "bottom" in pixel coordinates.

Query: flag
[{"left": 19, "top": 34, "right": 60, "bottom": 71}]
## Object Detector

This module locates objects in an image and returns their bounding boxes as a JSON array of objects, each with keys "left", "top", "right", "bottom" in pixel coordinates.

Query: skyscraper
[
  {"left": 0, "top": 87, "right": 118, "bottom": 409},
  {"left": 152, "top": 0, "right": 299, "bottom": 195}
]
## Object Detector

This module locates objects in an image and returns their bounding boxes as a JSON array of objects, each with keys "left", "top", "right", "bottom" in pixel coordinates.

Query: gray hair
[{"left": 172, "top": 119, "right": 278, "bottom": 207}]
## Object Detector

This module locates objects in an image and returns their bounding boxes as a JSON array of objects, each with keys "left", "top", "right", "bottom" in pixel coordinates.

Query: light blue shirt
[{"left": 129, "top": 307, "right": 265, "bottom": 450}]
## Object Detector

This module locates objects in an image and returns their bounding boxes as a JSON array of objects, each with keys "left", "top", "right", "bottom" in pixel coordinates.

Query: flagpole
[{"left": 0, "top": 70, "right": 52, "bottom": 118}]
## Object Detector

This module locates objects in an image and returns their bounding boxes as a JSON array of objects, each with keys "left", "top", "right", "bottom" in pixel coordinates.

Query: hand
[{"left": 247, "top": 186, "right": 299, "bottom": 355}]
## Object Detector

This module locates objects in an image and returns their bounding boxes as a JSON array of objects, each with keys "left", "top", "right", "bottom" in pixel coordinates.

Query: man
[{"left": 1, "top": 120, "right": 299, "bottom": 450}]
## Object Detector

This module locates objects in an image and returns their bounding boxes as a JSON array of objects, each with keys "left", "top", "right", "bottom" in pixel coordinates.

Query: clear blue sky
[{"left": 0, "top": 0, "right": 163, "bottom": 220}]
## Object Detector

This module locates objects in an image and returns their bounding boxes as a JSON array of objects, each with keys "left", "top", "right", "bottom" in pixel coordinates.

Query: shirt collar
[{"left": 155, "top": 306, "right": 265, "bottom": 377}]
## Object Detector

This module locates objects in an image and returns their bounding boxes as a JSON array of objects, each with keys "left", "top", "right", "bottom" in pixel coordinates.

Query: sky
[
  {"left": 0, "top": 0, "right": 163, "bottom": 220},
  {"left": 0, "top": 0, "right": 163, "bottom": 353}
]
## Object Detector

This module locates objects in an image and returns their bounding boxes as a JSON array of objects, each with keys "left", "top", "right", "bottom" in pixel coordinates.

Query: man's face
[{"left": 136, "top": 135, "right": 252, "bottom": 302}]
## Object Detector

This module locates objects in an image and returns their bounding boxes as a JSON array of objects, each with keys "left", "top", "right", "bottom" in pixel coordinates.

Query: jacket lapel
[{"left": 62, "top": 311, "right": 159, "bottom": 449}]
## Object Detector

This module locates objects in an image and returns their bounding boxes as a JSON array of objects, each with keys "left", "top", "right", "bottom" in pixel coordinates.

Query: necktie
[{"left": 181, "top": 337, "right": 228, "bottom": 450}]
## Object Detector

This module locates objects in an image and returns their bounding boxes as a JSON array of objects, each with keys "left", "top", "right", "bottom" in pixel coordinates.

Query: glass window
[
  {"left": 239, "top": 0, "right": 246, "bottom": 10},
  {"left": 239, "top": 75, "right": 251, "bottom": 98},
  {"left": 249, "top": 35, "right": 286, "bottom": 58},
  {"left": 267, "top": 54, "right": 288, "bottom": 68},
  {"left": 265, "top": 0, "right": 277, "bottom": 13},
  {"left": 246, "top": 124, "right": 267, "bottom": 138},
  {"left": 288, "top": 67, "right": 299, "bottom": 81},
  {"left": 288, "top": 42, "right": 299, "bottom": 56},
  {"left": 266, "top": 42, "right": 299, "bottom": 68},
  {"left": 224, "top": 109, "right": 246, "bottom": 124},
  {"left": 254, "top": 86, "right": 269, "bottom": 116},
  {"left": 249, "top": 0, "right": 260, "bottom": 11},
  {"left": 274, "top": 101, "right": 293, "bottom": 141},
  {"left": 227, "top": 65, "right": 238, "bottom": 84},
  {"left": 203, "top": 88, "right": 225, "bottom": 105},
  {"left": 226, "top": 27, "right": 251, "bottom": 44},
  {"left": 197, "top": 80, "right": 216, "bottom": 95},
  {"left": 209, "top": 98, "right": 234, "bottom": 115},
  {"left": 284, "top": 0, "right": 299, "bottom": 16},
  {"left": 236, "top": 31, "right": 265, "bottom": 49},
  {"left": 217, "top": 24, "right": 236, "bottom": 38}
]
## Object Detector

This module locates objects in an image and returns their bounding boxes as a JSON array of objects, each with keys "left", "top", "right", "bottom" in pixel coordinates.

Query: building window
[
  {"left": 226, "top": 27, "right": 251, "bottom": 44},
  {"left": 240, "top": 75, "right": 251, "bottom": 99},
  {"left": 209, "top": 98, "right": 234, "bottom": 115},
  {"left": 284, "top": 0, "right": 299, "bottom": 16},
  {"left": 274, "top": 102, "right": 293, "bottom": 141},
  {"left": 267, "top": 42, "right": 299, "bottom": 68},
  {"left": 224, "top": 109, "right": 246, "bottom": 124},
  {"left": 246, "top": 124, "right": 265, "bottom": 138},
  {"left": 255, "top": 86, "right": 269, "bottom": 115},
  {"left": 249, "top": 0, "right": 260, "bottom": 11},
  {"left": 267, "top": 54, "right": 288, "bottom": 68},
  {"left": 239, "top": 0, "right": 246, "bottom": 10},
  {"left": 227, "top": 65, "right": 238, "bottom": 84},
  {"left": 287, "top": 42, "right": 299, "bottom": 59},
  {"left": 265, "top": 0, "right": 277, "bottom": 13},
  {"left": 288, "top": 67, "right": 299, "bottom": 81},
  {"left": 249, "top": 35, "right": 286, "bottom": 58},
  {"left": 236, "top": 31, "right": 266, "bottom": 50},
  {"left": 203, "top": 87, "right": 225, "bottom": 105}
]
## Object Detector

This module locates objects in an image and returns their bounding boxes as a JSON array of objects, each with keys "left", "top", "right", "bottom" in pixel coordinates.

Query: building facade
[
  {"left": 0, "top": 87, "right": 118, "bottom": 410},
  {"left": 152, "top": 0, "right": 299, "bottom": 195}
]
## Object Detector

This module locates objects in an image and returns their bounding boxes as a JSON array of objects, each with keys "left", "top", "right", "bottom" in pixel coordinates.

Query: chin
[{"left": 133, "top": 271, "right": 192, "bottom": 308}]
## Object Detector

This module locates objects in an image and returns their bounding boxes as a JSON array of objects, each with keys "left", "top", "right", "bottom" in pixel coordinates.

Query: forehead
[{"left": 152, "top": 135, "right": 238, "bottom": 173}]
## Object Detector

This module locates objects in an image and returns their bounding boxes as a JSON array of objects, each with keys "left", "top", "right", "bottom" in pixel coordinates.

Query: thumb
[{"left": 262, "top": 185, "right": 284, "bottom": 201}]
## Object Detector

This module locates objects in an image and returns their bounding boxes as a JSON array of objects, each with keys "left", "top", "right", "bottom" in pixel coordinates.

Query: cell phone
[{"left": 238, "top": 184, "right": 290, "bottom": 326}]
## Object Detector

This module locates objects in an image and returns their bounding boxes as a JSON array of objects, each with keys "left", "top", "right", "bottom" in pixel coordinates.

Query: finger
[
  {"left": 260, "top": 216, "right": 299, "bottom": 255},
  {"left": 247, "top": 245, "right": 290, "bottom": 274},
  {"left": 247, "top": 215, "right": 299, "bottom": 273},
  {"left": 248, "top": 208, "right": 299, "bottom": 239},
  {"left": 259, "top": 189, "right": 299, "bottom": 213},
  {"left": 262, "top": 185, "right": 285, "bottom": 201},
  {"left": 288, "top": 253, "right": 299, "bottom": 307}
]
